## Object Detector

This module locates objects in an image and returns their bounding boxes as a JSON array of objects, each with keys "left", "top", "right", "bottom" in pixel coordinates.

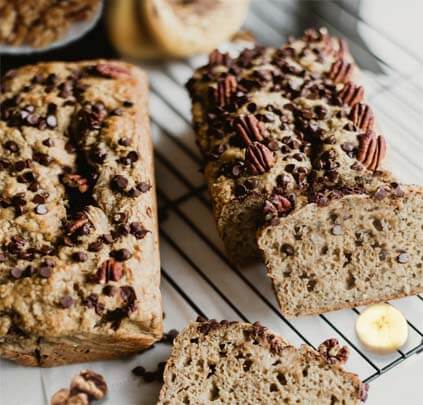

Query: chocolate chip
[
  {"left": 102, "top": 234, "right": 114, "bottom": 244},
  {"left": 127, "top": 151, "right": 139, "bottom": 162},
  {"left": 267, "top": 140, "right": 280, "bottom": 151},
  {"left": 111, "top": 108, "right": 123, "bottom": 116},
  {"left": 14, "top": 160, "right": 28, "bottom": 171},
  {"left": 113, "top": 212, "right": 128, "bottom": 224},
  {"left": 111, "top": 248, "right": 132, "bottom": 262},
  {"left": 111, "top": 175, "right": 128, "bottom": 191},
  {"left": 341, "top": 142, "right": 355, "bottom": 153},
  {"left": 4, "top": 140, "right": 19, "bottom": 153},
  {"left": 331, "top": 225, "right": 342, "bottom": 235},
  {"left": 34, "top": 204, "right": 48, "bottom": 215},
  {"left": 0, "top": 253, "right": 6, "bottom": 262},
  {"left": 136, "top": 182, "right": 151, "bottom": 193},
  {"left": 281, "top": 244, "right": 294, "bottom": 256},
  {"left": 129, "top": 222, "right": 148, "bottom": 239},
  {"left": 59, "top": 295, "right": 74, "bottom": 308},
  {"left": 39, "top": 266, "right": 52, "bottom": 278},
  {"left": 374, "top": 187, "right": 386, "bottom": 200},
  {"left": 32, "top": 194, "right": 46, "bottom": 204},
  {"left": 103, "top": 285, "right": 118, "bottom": 297},
  {"left": 42, "top": 138, "right": 54, "bottom": 147},
  {"left": 397, "top": 253, "right": 409, "bottom": 264},
  {"left": 72, "top": 251, "right": 88, "bottom": 262},
  {"left": 123, "top": 101, "right": 133, "bottom": 107},
  {"left": 46, "top": 115, "right": 57, "bottom": 128},
  {"left": 234, "top": 184, "right": 247, "bottom": 197},
  {"left": 10, "top": 267, "right": 23, "bottom": 279},
  {"left": 132, "top": 366, "right": 146, "bottom": 377},
  {"left": 118, "top": 137, "right": 131, "bottom": 146}
]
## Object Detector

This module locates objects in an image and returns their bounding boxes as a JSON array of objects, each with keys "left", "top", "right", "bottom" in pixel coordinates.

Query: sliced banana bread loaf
[
  {"left": 158, "top": 319, "right": 369, "bottom": 404},
  {"left": 187, "top": 28, "right": 394, "bottom": 265},
  {"left": 187, "top": 28, "right": 423, "bottom": 315},
  {"left": 0, "top": 61, "right": 162, "bottom": 366}
]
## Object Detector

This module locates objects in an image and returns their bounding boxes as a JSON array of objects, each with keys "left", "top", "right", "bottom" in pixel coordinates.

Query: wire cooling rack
[
  {"left": 146, "top": 0, "right": 423, "bottom": 386},
  {"left": 1, "top": 1, "right": 422, "bottom": 404}
]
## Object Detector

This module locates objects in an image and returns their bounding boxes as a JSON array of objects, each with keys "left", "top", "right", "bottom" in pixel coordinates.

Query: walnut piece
[{"left": 50, "top": 370, "right": 107, "bottom": 405}]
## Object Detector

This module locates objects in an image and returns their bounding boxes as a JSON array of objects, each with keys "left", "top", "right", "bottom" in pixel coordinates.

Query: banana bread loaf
[
  {"left": 158, "top": 318, "right": 369, "bottom": 404},
  {"left": 187, "top": 28, "right": 423, "bottom": 315},
  {"left": 0, "top": 60, "right": 162, "bottom": 366}
]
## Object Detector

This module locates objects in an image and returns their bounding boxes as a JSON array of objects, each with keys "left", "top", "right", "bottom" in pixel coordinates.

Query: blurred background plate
[{"left": 0, "top": 0, "right": 103, "bottom": 55}]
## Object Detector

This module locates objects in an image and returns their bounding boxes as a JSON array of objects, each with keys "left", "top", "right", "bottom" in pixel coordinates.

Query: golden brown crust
[{"left": 0, "top": 60, "right": 162, "bottom": 366}]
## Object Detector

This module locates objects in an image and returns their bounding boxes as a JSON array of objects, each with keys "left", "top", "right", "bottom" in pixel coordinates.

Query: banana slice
[
  {"left": 140, "top": 0, "right": 250, "bottom": 58},
  {"left": 106, "top": 0, "right": 166, "bottom": 59},
  {"left": 356, "top": 303, "right": 408, "bottom": 354}
]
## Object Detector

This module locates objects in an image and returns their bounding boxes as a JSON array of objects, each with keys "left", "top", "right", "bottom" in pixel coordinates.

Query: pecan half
[
  {"left": 263, "top": 194, "right": 293, "bottom": 223},
  {"left": 318, "top": 338, "right": 350, "bottom": 365},
  {"left": 62, "top": 173, "right": 89, "bottom": 193},
  {"left": 328, "top": 60, "right": 353, "bottom": 83},
  {"left": 208, "top": 49, "right": 232, "bottom": 66},
  {"left": 215, "top": 75, "right": 237, "bottom": 107},
  {"left": 92, "top": 63, "right": 131, "bottom": 79},
  {"left": 349, "top": 103, "right": 374, "bottom": 132},
  {"left": 338, "top": 82, "right": 364, "bottom": 107},
  {"left": 235, "top": 115, "right": 266, "bottom": 145},
  {"left": 357, "top": 131, "right": 387, "bottom": 171},
  {"left": 91, "top": 259, "right": 123, "bottom": 284},
  {"left": 245, "top": 142, "right": 275, "bottom": 174}
]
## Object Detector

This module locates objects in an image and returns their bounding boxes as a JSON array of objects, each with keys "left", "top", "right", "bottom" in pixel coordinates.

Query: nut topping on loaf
[
  {"left": 187, "top": 27, "right": 394, "bottom": 264},
  {"left": 159, "top": 319, "right": 368, "bottom": 404},
  {"left": 0, "top": 61, "right": 162, "bottom": 366}
]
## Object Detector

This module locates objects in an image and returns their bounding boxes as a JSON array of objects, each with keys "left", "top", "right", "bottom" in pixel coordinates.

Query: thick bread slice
[
  {"left": 258, "top": 186, "right": 423, "bottom": 317},
  {"left": 158, "top": 320, "right": 367, "bottom": 404}
]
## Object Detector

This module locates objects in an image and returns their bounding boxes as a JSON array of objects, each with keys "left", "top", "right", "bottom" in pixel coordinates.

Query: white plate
[{"left": 0, "top": 1, "right": 103, "bottom": 55}]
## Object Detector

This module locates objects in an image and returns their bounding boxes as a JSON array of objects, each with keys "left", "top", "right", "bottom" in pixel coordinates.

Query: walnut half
[{"left": 50, "top": 370, "right": 107, "bottom": 405}]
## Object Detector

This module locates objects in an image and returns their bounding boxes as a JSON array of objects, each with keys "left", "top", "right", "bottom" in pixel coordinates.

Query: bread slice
[
  {"left": 257, "top": 185, "right": 423, "bottom": 317},
  {"left": 158, "top": 319, "right": 368, "bottom": 404}
]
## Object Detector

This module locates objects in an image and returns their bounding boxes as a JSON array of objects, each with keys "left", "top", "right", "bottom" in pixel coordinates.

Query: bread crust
[{"left": 0, "top": 60, "right": 162, "bottom": 366}]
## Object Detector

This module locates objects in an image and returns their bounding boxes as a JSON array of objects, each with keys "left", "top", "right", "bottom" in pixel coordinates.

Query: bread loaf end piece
[
  {"left": 258, "top": 185, "right": 423, "bottom": 317},
  {"left": 159, "top": 319, "right": 367, "bottom": 404}
]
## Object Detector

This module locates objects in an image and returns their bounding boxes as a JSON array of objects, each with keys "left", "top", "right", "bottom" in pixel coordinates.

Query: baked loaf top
[
  {"left": 0, "top": 61, "right": 162, "bottom": 359},
  {"left": 187, "top": 27, "right": 400, "bottom": 226},
  {"left": 159, "top": 318, "right": 368, "bottom": 404}
]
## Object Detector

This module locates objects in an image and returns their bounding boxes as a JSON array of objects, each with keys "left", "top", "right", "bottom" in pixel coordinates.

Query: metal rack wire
[{"left": 148, "top": 0, "right": 423, "bottom": 385}]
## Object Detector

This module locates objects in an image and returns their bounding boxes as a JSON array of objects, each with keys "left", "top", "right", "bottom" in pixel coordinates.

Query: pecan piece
[
  {"left": 235, "top": 114, "right": 266, "bottom": 145},
  {"left": 91, "top": 259, "right": 123, "bottom": 284},
  {"left": 338, "top": 82, "right": 364, "bottom": 107},
  {"left": 93, "top": 63, "right": 131, "bottom": 79},
  {"left": 66, "top": 212, "right": 90, "bottom": 235},
  {"left": 318, "top": 338, "right": 350, "bottom": 365},
  {"left": 215, "top": 75, "right": 237, "bottom": 107},
  {"left": 328, "top": 60, "right": 353, "bottom": 83},
  {"left": 208, "top": 49, "right": 232, "bottom": 66},
  {"left": 349, "top": 103, "right": 374, "bottom": 132},
  {"left": 62, "top": 173, "right": 89, "bottom": 193},
  {"left": 245, "top": 142, "right": 275, "bottom": 174},
  {"left": 357, "top": 131, "right": 386, "bottom": 171},
  {"left": 263, "top": 194, "right": 293, "bottom": 223}
]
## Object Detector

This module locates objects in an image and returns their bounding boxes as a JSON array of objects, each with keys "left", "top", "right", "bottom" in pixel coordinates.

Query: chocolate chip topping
[
  {"left": 59, "top": 295, "right": 74, "bottom": 308},
  {"left": 111, "top": 175, "right": 128, "bottom": 192},
  {"left": 111, "top": 248, "right": 132, "bottom": 262}
]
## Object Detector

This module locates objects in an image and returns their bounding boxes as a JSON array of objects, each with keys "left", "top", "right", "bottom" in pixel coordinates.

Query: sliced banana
[
  {"left": 106, "top": 0, "right": 166, "bottom": 59},
  {"left": 141, "top": 0, "right": 250, "bottom": 58},
  {"left": 356, "top": 303, "right": 408, "bottom": 354}
]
